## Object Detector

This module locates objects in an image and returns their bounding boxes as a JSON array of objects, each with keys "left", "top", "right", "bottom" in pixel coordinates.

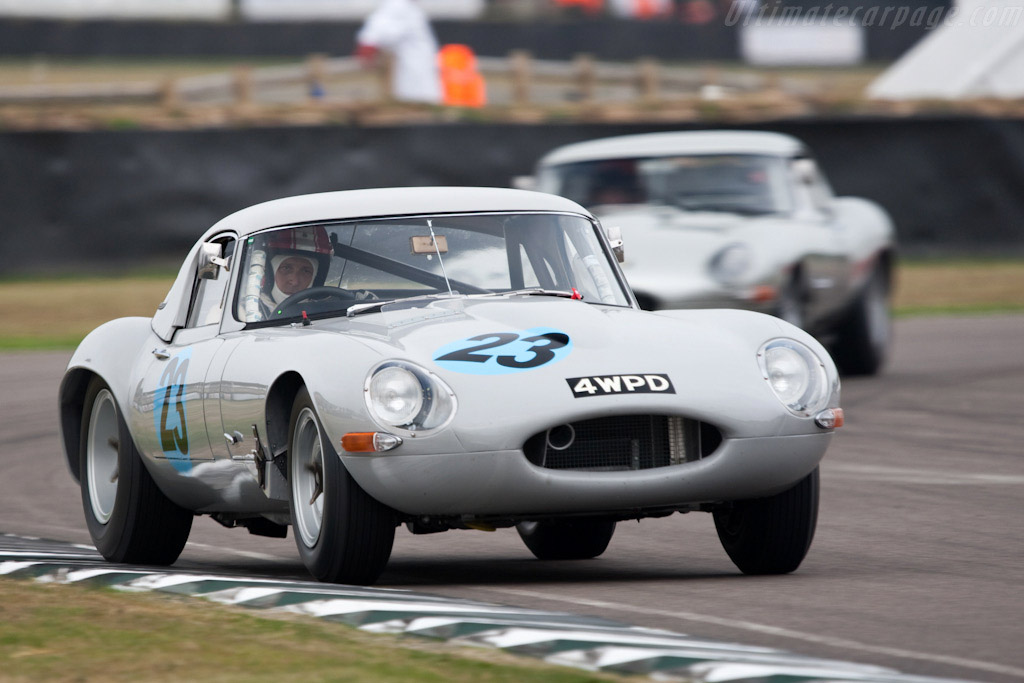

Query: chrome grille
[{"left": 524, "top": 415, "right": 715, "bottom": 471}]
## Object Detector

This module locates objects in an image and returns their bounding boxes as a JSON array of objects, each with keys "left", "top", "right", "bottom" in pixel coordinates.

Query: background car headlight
[
  {"left": 709, "top": 243, "right": 753, "bottom": 285},
  {"left": 365, "top": 361, "right": 457, "bottom": 435},
  {"left": 757, "top": 339, "right": 829, "bottom": 416}
]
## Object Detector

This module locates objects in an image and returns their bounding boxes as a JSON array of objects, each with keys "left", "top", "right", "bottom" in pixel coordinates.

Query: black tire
[
  {"left": 774, "top": 272, "right": 806, "bottom": 329},
  {"left": 288, "top": 387, "right": 395, "bottom": 585},
  {"left": 516, "top": 518, "right": 616, "bottom": 560},
  {"left": 713, "top": 467, "right": 819, "bottom": 575},
  {"left": 832, "top": 268, "right": 891, "bottom": 376},
  {"left": 79, "top": 376, "right": 192, "bottom": 565}
]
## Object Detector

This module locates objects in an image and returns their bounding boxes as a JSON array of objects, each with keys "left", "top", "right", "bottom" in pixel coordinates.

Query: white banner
[{"left": 0, "top": 0, "right": 230, "bottom": 20}]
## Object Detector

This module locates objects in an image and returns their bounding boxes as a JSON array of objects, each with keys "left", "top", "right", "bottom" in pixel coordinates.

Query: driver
[
  {"left": 258, "top": 225, "right": 334, "bottom": 318},
  {"left": 270, "top": 255, "right": 317, "bottom": 302}
]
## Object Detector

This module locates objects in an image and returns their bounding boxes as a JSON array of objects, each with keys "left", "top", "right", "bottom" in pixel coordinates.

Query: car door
[{"left": 134, "top": 235, "right": 236, "bottom": 476}]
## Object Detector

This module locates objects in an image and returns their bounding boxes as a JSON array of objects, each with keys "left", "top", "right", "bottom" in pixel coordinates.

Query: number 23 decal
[
  {"left": 434, "top": 328, "right": 572, "bottom": 375},
  {"left": 152, "top": 348, "right": 192, "bottom": 471}
]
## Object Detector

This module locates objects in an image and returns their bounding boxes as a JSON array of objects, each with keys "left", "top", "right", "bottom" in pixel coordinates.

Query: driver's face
[{"left": 275, "top": 256, "right": 315, "bottom": 295}]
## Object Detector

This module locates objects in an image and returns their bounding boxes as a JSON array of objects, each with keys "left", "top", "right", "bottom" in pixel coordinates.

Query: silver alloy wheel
[
  {"left": 291, "top": 407, "right": 326, "bottom": 548},
  {"left": 86, "top": 388, "right": 119, "bottom": 524}
]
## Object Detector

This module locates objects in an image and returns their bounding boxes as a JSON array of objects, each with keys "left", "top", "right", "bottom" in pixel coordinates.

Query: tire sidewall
[{"left": 713, "top": 466, "right": 819, "bottom": 575}]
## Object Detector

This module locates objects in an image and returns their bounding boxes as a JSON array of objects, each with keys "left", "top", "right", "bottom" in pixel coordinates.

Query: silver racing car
[{"left": 59, "top": 187, "right": 842, "bottom": 585}]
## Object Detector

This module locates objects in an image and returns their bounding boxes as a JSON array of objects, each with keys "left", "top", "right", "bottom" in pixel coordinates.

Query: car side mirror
[
  {"left": 606, "top": 225, "right": 624, "bottom": 263},
  {"left": 198, "top": 242, "right": 229, "bottom": 280},
  {"left": 792, "top": 158, "right": 818, "bottom": 186}
]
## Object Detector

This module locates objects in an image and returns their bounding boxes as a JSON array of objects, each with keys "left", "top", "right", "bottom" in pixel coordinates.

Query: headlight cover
[
  {"left": 709, "top": 243, "right": 753, "bottom": 285},
  {"left": 364, "top": 361, "right": 457, "bottom": 436},
  {"left": 757, "top": 339, "right": 830, "bottom": 416}
]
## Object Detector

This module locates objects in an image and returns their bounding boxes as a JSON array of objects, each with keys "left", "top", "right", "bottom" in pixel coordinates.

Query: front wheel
[
  {"left": 713, "top": 467, "right": 819, "bottom": 575},
  {"left": 80, "top": 376, "right": 192, "bottom": 565},
  {"left": 775, "top": 272, "right": 806, "bottom": 329},
  {"left": 289, "top": 387, "right": 395, "bottom": 585},
  {"left": 516, "top": 518, "right": 616, "bottom": 560},
  {"left": 832, "top": 268, "right": 891, "bottom": 376}
]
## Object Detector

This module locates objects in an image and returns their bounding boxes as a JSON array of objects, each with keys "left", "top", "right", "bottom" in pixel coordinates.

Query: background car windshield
[
  {"left": 539, "top": 154, "right": 793, "bottom": 215},
  {"left": 237, "top": 212, "right": 629, "bottom": 323}
]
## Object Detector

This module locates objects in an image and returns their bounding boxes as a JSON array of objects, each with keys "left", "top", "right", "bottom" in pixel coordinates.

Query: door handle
[{"left": 152, "top": 348, "right": 171, "bottom": 360}]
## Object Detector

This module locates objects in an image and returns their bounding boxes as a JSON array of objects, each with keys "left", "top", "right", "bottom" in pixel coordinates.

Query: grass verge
[
  {"left": 1, "top": 259, "right": 1022, "bottom": 351},
  {"left": 0, "top": 578, "right": 623, "bottom": 683}
]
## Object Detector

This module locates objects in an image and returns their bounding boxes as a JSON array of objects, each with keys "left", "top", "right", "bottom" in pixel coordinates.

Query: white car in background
[{"left": 524, "top": 130, "right": 896, "bottom": 376}]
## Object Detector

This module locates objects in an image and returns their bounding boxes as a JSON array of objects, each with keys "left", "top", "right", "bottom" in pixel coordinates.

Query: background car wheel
[
  {"left": 713, "top": 467, "right": 819, "bottom": 575},
  {"left": 775, "top": 272, "right": 806, "bottom": 329},
  {"left": 832, "top": 267, "right": 891, "bottom": 376},
  {"left": 80, "top": 376, "right": 192, "bottom": 565},
  {"left": 288, "top": 387, "right": 395, "bottom": 585},
  {"left": 516, "top": 518, "right": 616, "bottom": 560}
]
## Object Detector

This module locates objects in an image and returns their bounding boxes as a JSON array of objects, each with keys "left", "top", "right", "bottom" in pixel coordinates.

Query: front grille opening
[{"left": 523, "top": 415, "right": 721, "bottom": 471}]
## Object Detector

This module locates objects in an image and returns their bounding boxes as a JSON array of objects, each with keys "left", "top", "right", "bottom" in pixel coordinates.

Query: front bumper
[{"left": 341, "top": 432, "right": 831, "bottom": 517}]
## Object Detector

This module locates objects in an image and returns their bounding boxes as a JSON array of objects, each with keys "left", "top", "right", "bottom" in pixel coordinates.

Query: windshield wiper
[{"left": 502, "top": 288, "right": 582, "bottom": 300}]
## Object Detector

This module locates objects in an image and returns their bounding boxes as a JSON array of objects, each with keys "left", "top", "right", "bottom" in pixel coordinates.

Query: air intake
[{"left": 523, "top": 415, "right": 720, "bottom": 471}]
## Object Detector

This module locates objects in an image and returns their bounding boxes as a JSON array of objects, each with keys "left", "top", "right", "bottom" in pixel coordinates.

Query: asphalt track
[{"left": 1, "top": 314, "right": 1022, "bottom": 682}]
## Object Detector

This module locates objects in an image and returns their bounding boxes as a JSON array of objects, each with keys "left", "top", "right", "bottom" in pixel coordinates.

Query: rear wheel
[
  {"left": 516, "top": 518, "right": 616, "bottom": 560},
  {"left": 80, "top": 376, "right": 192, "bottom": 565},
  {"left": 713, "top": 467, "right": 819, "bottom": 575},
  {"left": 832, "top": 267, "right": 891, "bottom": 376},
  {"left": 289, "top": 387, "right": 395, "bottom": 584}
]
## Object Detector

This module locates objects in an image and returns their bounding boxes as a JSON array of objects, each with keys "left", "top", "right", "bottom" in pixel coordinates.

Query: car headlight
[
  {"left": 709, "top": 243, "right": 753, "bottom": 285},
  {"left": 364, "top": 361, "right": 457, "bottom": 435},
  {"left": 757, "top": 339, "right": 830, "bottom": 416}
]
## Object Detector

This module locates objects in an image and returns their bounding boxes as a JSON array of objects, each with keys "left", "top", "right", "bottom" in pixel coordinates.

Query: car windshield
[
  {"left": 236, "top": 211, "right": 630, "bottom": 324},
  {"left": 538, "top": 154, "right": 793, "bottom": 216}
]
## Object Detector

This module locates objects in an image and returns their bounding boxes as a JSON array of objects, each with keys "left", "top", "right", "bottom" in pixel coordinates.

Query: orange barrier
[
  {"left": 554, "top": 0, "right": 604, "bottom": 13},
  {"left": 438, "top": 44, "right": 486, "bottom": 107}
]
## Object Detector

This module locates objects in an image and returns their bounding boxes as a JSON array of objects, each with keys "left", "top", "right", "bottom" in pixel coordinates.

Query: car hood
[
  {"left": 598, "top": 206, "right": 793, "bottom": 293},
  {"left": 311, "top": 296, "right": 807, "bottom": 449}
]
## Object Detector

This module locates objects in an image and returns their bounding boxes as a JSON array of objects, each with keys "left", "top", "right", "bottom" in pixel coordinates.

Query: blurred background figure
[{"left": 356, "top": 0, "right": 442, "bottom": 104}]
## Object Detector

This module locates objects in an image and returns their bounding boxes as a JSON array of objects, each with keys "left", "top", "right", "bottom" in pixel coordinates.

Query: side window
[{"left": 187, "top": 237, "right": 236, "bottom": 328}]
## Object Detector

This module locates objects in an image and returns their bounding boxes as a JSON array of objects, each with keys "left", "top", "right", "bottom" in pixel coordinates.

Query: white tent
[{"left": 869, "top": 0, "right": 1024, "bottom": 99}]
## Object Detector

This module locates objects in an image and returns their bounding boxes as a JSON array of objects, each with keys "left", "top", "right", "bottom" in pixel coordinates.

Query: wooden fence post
[
  {"left": 307, "top": 53, "right": 327, "bottom": 102},
  {"left": 636, "top": 58, "right": 661, "bottom": 104},
  {"left": 574, "top": 53, "right": 595, "bottom": 104},
  {"left": 233, "top": 65, "right": 253, "bottom": 107},
  {"left": 376, "top": 54, "right": 394, "bottom": 105},
  {"left": 160, "top": 76, "right": 179, "bottom": 110},
  {"left": 510, "top": 50, "right": 532, "bottom": 106}
]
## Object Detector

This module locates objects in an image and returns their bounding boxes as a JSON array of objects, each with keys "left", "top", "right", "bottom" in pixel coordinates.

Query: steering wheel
[{"left": 273, "top": 286, "right": 362, "bottom": 317}]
